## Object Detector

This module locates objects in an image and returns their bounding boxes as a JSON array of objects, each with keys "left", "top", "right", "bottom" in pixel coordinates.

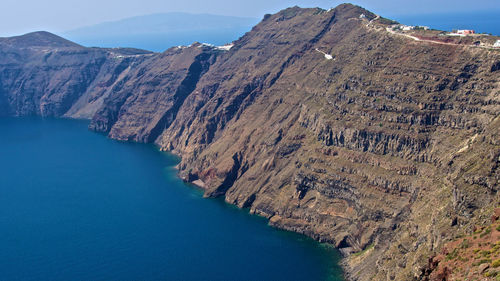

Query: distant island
[{"left": 60, "top": 12, "right": 259, "bottom": 52}]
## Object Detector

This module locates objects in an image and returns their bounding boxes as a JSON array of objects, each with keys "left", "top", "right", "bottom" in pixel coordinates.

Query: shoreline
[
  {"left": 164, "top": 146, "right": 348, "bottom": 280},
  {"left": 157, "top": 143, "right": 347, "bottom": 279}
]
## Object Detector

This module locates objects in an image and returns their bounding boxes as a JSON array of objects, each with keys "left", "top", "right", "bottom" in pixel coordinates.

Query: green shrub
[
  {"left": 480, "top": 227, "right": 492, "bottom": 238},
  {"left": 352, "top": 243, "right": 374, "bottom": 257},
  {"left": 377, "top": 17, "right": 399, "bottom": 25},
  {"left": 460, "top": 239, "right": 470, "bottom": 249},
  {"left": 481, "top": 250, "right": 491, "bottom": 257},
  {"left": 480, "top": 258, "right": 492, "bottom": 265},
  {"left": 493, "top": 259, "right": 500, "bottom": 268},
  {"left": 485, "top": 270, "right": 498, "bottom": 277},
  {"left": 446, "top": 248, "right": 459, "bottom": 260},
  {"left": 473, "top": 259, "right": 492, "bottom": 266}
]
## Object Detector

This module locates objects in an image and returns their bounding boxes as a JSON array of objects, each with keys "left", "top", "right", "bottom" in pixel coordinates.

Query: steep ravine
[{"left": 1, "top": 4, "right": 499, "bottom": 281}]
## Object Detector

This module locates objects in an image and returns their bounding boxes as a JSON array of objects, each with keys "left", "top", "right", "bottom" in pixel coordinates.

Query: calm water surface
[
  {"left": 0, "top": 117, "right": 343, "bottom": 281},
  {"left": 392, "top": 11, "right": 500, "bottom": 36}
]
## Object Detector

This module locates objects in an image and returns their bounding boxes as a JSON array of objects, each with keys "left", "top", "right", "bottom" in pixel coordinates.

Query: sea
[
  {"left": 392, "top": 11, "right": 500, "bottom": 35},
  {"left": 0, "top": 117, "right": 343, "bottom": 281}
]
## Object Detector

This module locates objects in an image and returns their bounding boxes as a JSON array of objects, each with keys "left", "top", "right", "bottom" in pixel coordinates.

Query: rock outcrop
[
  {"left": 1, "top": 4, "right": 499, "bottom": 281},
  {"left": 0, "top": 31, "right": 153, "bottom": 118},
  {"left": 89, "top": 43, "right": 220, "bottom": 142}
]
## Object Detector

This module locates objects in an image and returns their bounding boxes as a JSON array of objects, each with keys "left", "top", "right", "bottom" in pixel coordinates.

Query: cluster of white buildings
[
  {"left": 447, "top": 29, "right": 477, "bottom": 37},
  {"left": 392, "top": 24, "right": 429, "bottom": 31},
  {"left": 455, "top": 29, "right": 475, "bottom": 35}
]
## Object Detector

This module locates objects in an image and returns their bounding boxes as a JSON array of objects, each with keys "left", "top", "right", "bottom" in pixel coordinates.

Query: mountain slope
[
  {"left": 151, "top": 5, "right": 499, "bottom": 280},
  {"left": 1, "top": 4, "right": 499, "bottom": 281},
  {"left": 0, "top": 31, "right": 83, "bottom": 48},
  {"left": 89, "top": 43, "right": 220, "bottom": 142},
  {"left": 0, "top": 32, "right": 152, "bottom": 117}
]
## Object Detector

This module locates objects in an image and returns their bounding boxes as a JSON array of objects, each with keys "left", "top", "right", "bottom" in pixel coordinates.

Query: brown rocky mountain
[
  {"left": 0, "top": 31, "right": 153, "bottom": 117},
  {"left": 1, "top": 4, "right": 499, "bottom": 280}
]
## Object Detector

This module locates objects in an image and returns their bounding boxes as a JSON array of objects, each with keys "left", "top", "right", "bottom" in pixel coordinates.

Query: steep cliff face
[
  {"left": 89, "top": 44, "right": 220, "bottom": 142},
  {"left": 1, "top": 4, "right": 499, "bottom": 281},
  {"left": 0, "top": 31, "right": 152, "bottom": 118},
  {"left": 155, "top": 5, "right": 499, "bottom": 280}
]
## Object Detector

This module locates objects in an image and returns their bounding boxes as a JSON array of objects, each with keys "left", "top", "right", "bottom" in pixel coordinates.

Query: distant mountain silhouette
[
  {"left": 0, "top": 31, "right": 83, "bottom": 48},
  {"left": 60, "top": 13, "right": 259, "bottom": 52}
]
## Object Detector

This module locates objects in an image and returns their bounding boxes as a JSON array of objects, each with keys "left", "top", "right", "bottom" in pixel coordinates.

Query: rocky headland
[{"left": 1, "top": 4, "right": 499, "bottom": 280}]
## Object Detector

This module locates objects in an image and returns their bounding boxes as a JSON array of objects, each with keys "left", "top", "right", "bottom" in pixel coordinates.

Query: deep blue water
[
  {"left": 0, "top": 117, "right": 343, "bottom": 281},
  {"left": 61, "top": 11, "right": 500, "bottom": 52},
  {"left": 60, "top": 12, "right": 259, "bottom": 53},
  {"left": 392, "top": 11, "right": 500, "bottom": 36},
  {"left": 64, "top": 28, "right": 253, "bottom": 53}
]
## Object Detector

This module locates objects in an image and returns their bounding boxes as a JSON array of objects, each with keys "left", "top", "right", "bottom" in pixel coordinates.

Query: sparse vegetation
[
  {"left": 480, "top": 227, "right": 492, "bottom": 238},
  {"left": 352, "top": 243, "right": 374, "bottom": 257},
  {"left": 376, "top": 17, "right": 398, "bottom": 25},
  {"left": 446, "top": 248, "right": 460, "bottom": 260},
  {"left": 431, "top": 209, "right": 500, "bottom": 280},
  {"left": 472, "top": 258, "right": 491, "bottom": 266},
  {"left": 485, "top": 270, "right": 498, "bottom": 277},
  {"left": 460, "top": 239, "right": 470, "bottom": 249}
]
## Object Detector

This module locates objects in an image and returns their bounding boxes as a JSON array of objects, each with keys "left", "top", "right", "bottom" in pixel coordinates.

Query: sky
[{"left": 1, "top": 0, "right": 499, "bottom": 36}]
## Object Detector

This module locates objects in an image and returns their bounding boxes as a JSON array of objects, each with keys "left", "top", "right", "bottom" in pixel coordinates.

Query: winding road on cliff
[{"left": 365, "top": 15, "right": 494, "bottom": 49}]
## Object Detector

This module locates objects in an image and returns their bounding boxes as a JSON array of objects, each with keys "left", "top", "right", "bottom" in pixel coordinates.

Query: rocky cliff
[
  {"left": 1, "top": 4, "right": 499, "bottom": 280},
  {"left": 0, "top": 31, "right": 154, "bottom": 118}
]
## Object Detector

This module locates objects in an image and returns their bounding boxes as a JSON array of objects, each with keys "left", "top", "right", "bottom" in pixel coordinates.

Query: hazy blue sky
[{"left": 1, "top": 0, "right": 499, "bottom": 36}]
